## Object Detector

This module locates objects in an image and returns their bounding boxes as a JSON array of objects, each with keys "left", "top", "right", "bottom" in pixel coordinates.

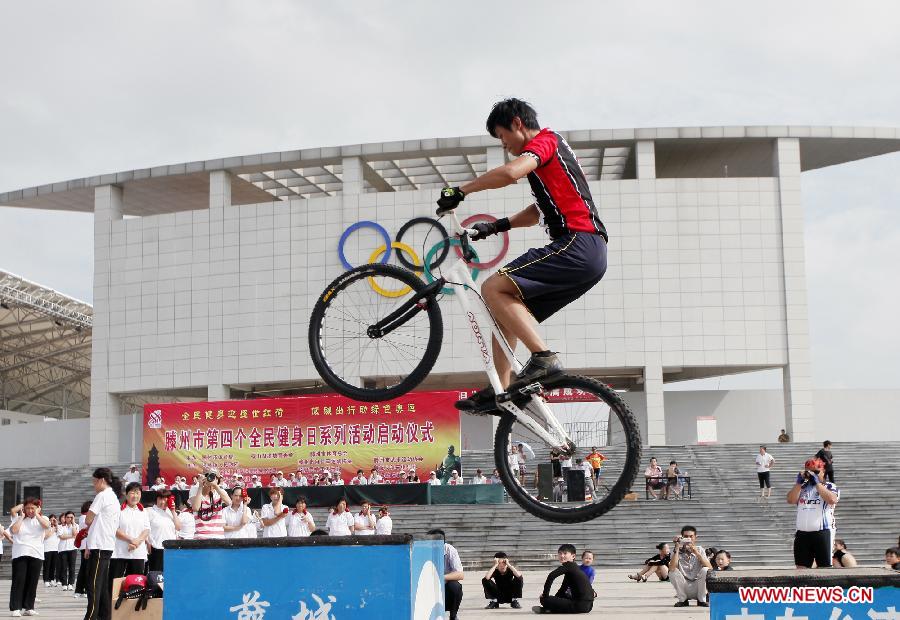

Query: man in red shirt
[{"left": 438, "top": 99, "right": 608, "bottom": 412}]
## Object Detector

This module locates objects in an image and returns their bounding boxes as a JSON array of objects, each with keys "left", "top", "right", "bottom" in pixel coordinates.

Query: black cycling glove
[
  {"left": 470, "top": 217, "right": 511, "bottom": 241},
  {"left": 436, "top": 186, "right": 465, "bottom": 214}
]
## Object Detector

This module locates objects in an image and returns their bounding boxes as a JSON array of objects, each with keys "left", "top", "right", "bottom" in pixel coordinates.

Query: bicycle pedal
[{"left": 517, "top": 382, "right": 545, "bottom": 396}]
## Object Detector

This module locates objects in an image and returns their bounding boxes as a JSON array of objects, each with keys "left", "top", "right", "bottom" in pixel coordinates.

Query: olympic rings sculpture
[{"left": 337, "top": 215, "right": 510, "bottom": 297}]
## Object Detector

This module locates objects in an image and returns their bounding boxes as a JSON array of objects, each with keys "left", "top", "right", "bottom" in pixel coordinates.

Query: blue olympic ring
[{"left": 337, "top": 221, "right": 392, "bottom": 270}]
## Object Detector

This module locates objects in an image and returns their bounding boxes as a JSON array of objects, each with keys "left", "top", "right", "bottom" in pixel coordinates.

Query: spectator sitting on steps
[
  {"left": 471, "top": 469, "right": 487, "bottom": 485},
  {"left": 644, "top": 458, "right": 664, "bottom": 500},
  {"left": 714, "top": 550, "right": 732, "bottom": 571},
  {"left": 628, "top": 542, "right": 670, "bottom": 582},
  {"left": 883, "top": 547, "right": 900, "bottom": 571},
  {"left": 447, "top": 471, "right": 464, "bottom": 485},
  {"left": 668, "top": 525, "right": 712, "bottom": 608},
  {"left": 777, "top": 429, "right": 791, "bottom": 443},
  {"left": 832, "top": 539, "right": 858, "bottom": 568},
  {"left": 482, "top": 551, "right": 524, "bottom": 609}
]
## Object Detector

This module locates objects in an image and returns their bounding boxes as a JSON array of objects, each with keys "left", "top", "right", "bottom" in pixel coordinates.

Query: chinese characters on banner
[{"left": 143, "top": 391, "right": 460, "bottom": 484}]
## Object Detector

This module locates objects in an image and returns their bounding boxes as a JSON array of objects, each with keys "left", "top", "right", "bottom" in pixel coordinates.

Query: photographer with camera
[
  {"left": 668, "top": 525, "right": 712, "bottom": 608},
  {"left": 260, "top": 487, "right": 289, "bottom": 538},
  {"left": 190, "top": 469, "right": 231, "bottom": 540},
  {"left": 787, "top": 457, "right": 839, "bottom": 568}
]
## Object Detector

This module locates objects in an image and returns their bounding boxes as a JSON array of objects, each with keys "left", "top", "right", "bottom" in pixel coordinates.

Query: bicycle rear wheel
[
  {"left": 308, "top": 263, "right": 443, "bottom": 401},
  {"left": 494, "top": 374, "right": 642, "bottom": 523}
]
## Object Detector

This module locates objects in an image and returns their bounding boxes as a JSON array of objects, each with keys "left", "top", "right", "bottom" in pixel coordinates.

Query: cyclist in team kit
[{"left": 435, "top": 98, "right": 608, "bottom": 412}]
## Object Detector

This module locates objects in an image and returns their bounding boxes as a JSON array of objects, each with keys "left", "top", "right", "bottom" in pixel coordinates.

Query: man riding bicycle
[{"left": 436, "top": 98, "right": 608, "bottom": 412}]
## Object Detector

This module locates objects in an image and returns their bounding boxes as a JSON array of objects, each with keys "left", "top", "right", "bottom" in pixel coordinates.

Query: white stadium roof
[{"left": 2, "top": 125, "right": 899, "bottom": 216}]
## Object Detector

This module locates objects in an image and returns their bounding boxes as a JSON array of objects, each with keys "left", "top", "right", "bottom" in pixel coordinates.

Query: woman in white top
[
  {"left": 9, "top": 498, "right": 50, "bottom": 617},
  {"left": 353, "top": 501, "right": 376, "bottom": 536},
  {"left": 84, "top": 467, "right": 123, "bottom": 620},
  {"left": 42, "top": 514, "right": 60, "bottom": 587},
  {"left": 260, "top": 487, "right": 289, "bottom": 538},
  {"left": 56, "top": 512, "right": 78, "bottom": 590},
  {"left": 428, "top": 471, "right": 442, "bottom": 486},
  {"left": 190, "top": 471, "right": 231, "bottom": 540},
  {"left": 375, "top": 506, "right": 393, "bottom": 535},
  {"left": 286, "top": 497, "right": 315, "bottom": 538},
  {"left": 325, "top": 499, "right": 354, "bottom": 536},
  {"left": 223, "top": 489, "right": 254, "bottom": 539},
  {"left": 72, "top": 501, "right": 91, "bottom": 598},
  {"left": 147, "top": 489, "right": 178, "bottom": 573},
  {"left": 112, "top": 482, "right": 151, "bottom": 581},
  {"left": 175, "top": 504, "right": 195, "bottom": 540}
]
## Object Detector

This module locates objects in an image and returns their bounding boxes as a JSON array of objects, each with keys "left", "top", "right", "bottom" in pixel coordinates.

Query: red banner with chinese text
[{"left": 142, "top": 391, "right": 460, "bottom": 485}]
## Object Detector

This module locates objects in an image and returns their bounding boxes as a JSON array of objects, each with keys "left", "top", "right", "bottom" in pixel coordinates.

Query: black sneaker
[
  {"left": 532, "top": 606, "right": 548, "bottom": 614},
  {"left": 455, "top": 386, "right": 496, "bottom": 413},
  {"left": 697, "top": 601, "right": 709, "bottom": 607},
  {"left": 674, "top": 600, "right": 690, "bottom": 607},
  {"left": 515, "top": 352, "right": 564, "bottom": 384},
  {"left": 510, "top": 600, "right": 522, "bottom": 609},
  {"left": 484, "top": 601, "right": 499, "bottom": 609}
]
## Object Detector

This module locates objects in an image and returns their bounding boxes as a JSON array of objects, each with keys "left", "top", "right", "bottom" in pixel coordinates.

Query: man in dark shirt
[
  {"left": 815, "top": 440, "right": 835, "bottom": 483},
  {"left": 532, "top": 544, "right": 593, "bottom": 614},
  {"left": 482, "top": 551, "right": 524, "bottom": 609}
]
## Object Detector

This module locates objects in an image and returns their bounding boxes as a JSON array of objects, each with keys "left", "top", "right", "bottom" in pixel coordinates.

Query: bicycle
[{"left": 308, "top": 209, "right": 641, "bottom": 523}]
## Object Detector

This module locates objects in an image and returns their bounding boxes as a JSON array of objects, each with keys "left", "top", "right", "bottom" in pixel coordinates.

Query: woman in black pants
[
  {"left": 57, "top": 511, "right": 78, "bottom": 590},
  {"left": 110, "top": 483, "right": 151, "bottom": 584},
  {"left": 9, "top": 498, "right": 50, "bottom": 616},
  {"left": 42, "top": 514, "right": 60, "bottom": 587},
  {"left": 73, "top": 501, "right": 92, "bottom": 598},
  {"left": 84, "top": 467, "right": 123, "bottom": 620}
]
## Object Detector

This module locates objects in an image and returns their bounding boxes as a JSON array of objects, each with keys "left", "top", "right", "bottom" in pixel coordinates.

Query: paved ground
[{"left": 0, "top": 568, "right": 711, "bottom": 618}]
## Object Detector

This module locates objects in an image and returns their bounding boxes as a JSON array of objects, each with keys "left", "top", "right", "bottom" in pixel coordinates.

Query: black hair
[
  {"left": 558, "top": 543, "right": 577, "bottom": 556},
  {"left": 582, "top": 550, "right": 593, "bottom": 558},
  {"left": 310, "top": 529, "right": 328, "bottom": 536},
  {"left": 823, "top": 440, "right": 832, "bottom": 447},
  {"left": 357, "top": 469, "right": 364, "bottom": 475},
  {"left": 80, "top": 500, "right": 92, "bottom": 514},
  {"left": 93, "top": 467, "right": 123, "bottom": 497},
  {"left": 494, "top": 551, "right": 508, "bottom": 559},
  {"left": 295, "top": 496, "right": 307, "bottom": 506},
  {"left": 715, "top": 550, "right": 732, "bottom": 560},
  {"left": 834, "top": 539, "right": 846, "bottom": 549},
  {"left": 681, "top": 525, "right": 697, "bottom": 535},
  {"left": 427, "top": 528, "right": 446, "bottom": 541},
  {"left": 156, "top": 489, "right": 171, "bottom": 500},
  {"left": 705, "top": 547, "right": 718, "bottom": 558},
  {"left": 485, "top": 98, "right": 540, "bottom": 138},
  {"left": 886, "top": 547, "right": 900, "bottom": 557},
  {"left": 656, "top": 542, "right": 668, "bottom": 551},
  {"left": 670, "top": 460, "right": 677, "bottom": 465},
  {"left": 760, "top": 445, "right": 767, "bottom": 450},
  {"left": 124, "top": 482, "right": 142, "bottom": 495}
]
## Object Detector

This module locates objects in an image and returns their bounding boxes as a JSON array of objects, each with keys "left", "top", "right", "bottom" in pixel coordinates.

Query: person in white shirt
[
  {"left": 260, "top": 487, "right": 289, "bottom": 538},
  {"left": 223, "top": 489, "right": 254, "bottom": 539},
  {"left": 111, "top": 482, "right": 151, "bottom": 581},
  {"left": 84, "top": 467, "right": 123, "bottom": 620},
  {"left": 351, "top": 470, "right": 368, "bottom": 485},
  {"left": 175, "top": 504, "right": 195, "bottom": 540},
  {"left": 403, "top": 469, "right": 420, "bottom": 484},
  {"left": 231, "top": 474, "right": 246, "bottom": 489},
  {"left": 508, "top": 446, "right": 520, "bottom": 479},
  {"left": 150, "top": 477, "right": 167, "bottom": 492},
  {"left": 122, "top": 465, "right": 142, "bottom": 486},
  {"left": 177, "top": 476, "right": 189, "bottom": 491},
  {"left": 490, "top": 469, "right": 502, "bottom": 485},
  {"left": 147, "top": 490, "right": 178, "bottom": 573},
  {"left": 287, "top": 497, "right": 315, "bottom": 538},
  {"left": 286, "top": 473, "right": 298, "bottom": 487},
  {"left": 788, "top": 457, "right": 840, "bottom": 568},
  {"left": 42, "top": 514, "right": 60, "bottom": 587},
  {"left": 331, "top": 472, "right": 345, "bottom": 486},
  {"left": 72, "top": 502, "right": 91, "bottom": 599},
  {"left": 249, "top": 475, "right": 262, "bottom": 488},
  {"left": 273, "top": 472, "right": 290, "bottom": 488},
  {"left": 578, "top": 458, "right": 596, "bottom": 498},
  {"left": 375, "top": 507, "right": 393, "bottom": 535},
  {"left": 560, "top": 453, "right": 573, "bottom": 479},
  {"left": 325, "top": 499, "right": 355, "bottom": 536},
  {"left": 353, "top": 502, "right": 376, "bottom": 536},
  {"left": 368, "top": 467, "right": 384, "bottom": 485},
  {"left": 428, "top": 471, "right": 442, "bottom": 486},
  {"left": 56, "top": 512, "right": 78, "bottom": 590},
  {"left": 9, "top": 498, "right": 50, "bottom": 616},
  {"left": 471, "top": 469, "right": 487, "bottom": 485},
  {"left": 295, "top": 471, "right": 309, "bottom": 487},
  {"left": 447, "top": 471, "right": 464, "bottom": 486},
  {"left": 188, "top": 475, "right": 201, "bottom": 499},
  {"left": 755, "top": 445, "right": 775, "bottom": 501}
]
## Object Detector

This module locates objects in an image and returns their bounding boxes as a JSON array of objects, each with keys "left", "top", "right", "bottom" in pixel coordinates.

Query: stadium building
[{"left": 2, "top": 125, "right": 900, "bottom": 467}]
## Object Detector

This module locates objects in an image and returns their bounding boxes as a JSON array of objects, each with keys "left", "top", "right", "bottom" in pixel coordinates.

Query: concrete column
[
  {"left": 207, "top": 385, "right": 230, "bottom": 401},
  {"left": 342, "top": 157, "right": 363, "bottom": 195},
  {"left": 644, "top": 364, "right": 666, "bottom": 446},
  {"left": 775, "top": 138, "right": 814, "bottom": 441},
  {"left": 208, "top": 171, "right": 232, "bottom": 387},
  {"left": 89, "top": 185, "right": 123, "bottom": 465},
  {"left": 486, "top": 146, "right": 505, "bottom": 170},
  {"left": 636, "top": 141, "right": 656, "bottom": 179},
  {"left": 209, "top": 169, "right": 232, "bottom": 210}
]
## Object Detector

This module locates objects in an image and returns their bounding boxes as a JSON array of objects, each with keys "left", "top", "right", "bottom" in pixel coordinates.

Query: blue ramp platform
[
  {"left": 164, "top": 534, "right": 445, "bottom": 619},
  {"left": 708, "top": 568, "right": 900, "bottom": 620}
]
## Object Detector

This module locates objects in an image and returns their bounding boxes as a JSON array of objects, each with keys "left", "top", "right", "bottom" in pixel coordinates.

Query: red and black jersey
[{"left": 521, "top": 128, "right": 607, "bottom": 241}]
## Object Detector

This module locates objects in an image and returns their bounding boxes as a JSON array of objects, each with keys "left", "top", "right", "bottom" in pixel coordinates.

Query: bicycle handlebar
[{"left": 437, "top": 209, "right": 479, "bottom": 262}]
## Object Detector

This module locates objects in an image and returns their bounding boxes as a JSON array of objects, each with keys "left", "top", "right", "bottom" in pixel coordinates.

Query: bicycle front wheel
[
  {"left": 494, "top": 374, "right": 642, "bottom": 523},
  {"left": 308, "top": 263, "right": 443, "bottom": 401}
]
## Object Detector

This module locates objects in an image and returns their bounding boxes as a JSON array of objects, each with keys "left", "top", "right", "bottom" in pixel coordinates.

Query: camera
[{"left": 204, "top": 471, "right": 219, "bottom": 483}]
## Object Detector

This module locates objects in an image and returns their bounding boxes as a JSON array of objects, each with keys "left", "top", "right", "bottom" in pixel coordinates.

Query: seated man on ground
[
  {"left": 532, "top": 543, "right": 594, "bottom": 614},
  {"left": 668, "top": 525, "right": 712, "bottom": 608},
  {"left": 482, "top": 552, "right": 524, "bottom": 609},
  {"left": 629, "top": 542, "right": 671, "bottom": 582}
]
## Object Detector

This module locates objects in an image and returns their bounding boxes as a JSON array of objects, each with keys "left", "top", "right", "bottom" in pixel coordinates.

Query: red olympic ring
[{"left": 453, "top": 214, "right": 510, "bottom": 269}]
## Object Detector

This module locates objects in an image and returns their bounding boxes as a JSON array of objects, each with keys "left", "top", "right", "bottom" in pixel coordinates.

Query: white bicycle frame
[{"left": 437, "top": 211, "right": 573, "bottom": 453}]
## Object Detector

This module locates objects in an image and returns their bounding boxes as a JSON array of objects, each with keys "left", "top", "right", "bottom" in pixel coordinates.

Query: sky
[{"left": 1, "top": 1, "right": 898, "bottom": 390}]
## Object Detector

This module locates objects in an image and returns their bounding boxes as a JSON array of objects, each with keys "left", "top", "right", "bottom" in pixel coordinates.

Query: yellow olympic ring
[{"left": 367, "top": 241, "right": 422, "bottom": 298}]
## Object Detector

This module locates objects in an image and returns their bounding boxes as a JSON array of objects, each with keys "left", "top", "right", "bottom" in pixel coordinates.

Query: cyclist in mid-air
[{"left": 436, "top": 98, "right": 608, "bottom": 412}]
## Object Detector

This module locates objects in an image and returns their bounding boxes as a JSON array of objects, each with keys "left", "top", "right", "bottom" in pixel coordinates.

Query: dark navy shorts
[{"left": 497, "top": 232, "right": 607, "bottom": 323}]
